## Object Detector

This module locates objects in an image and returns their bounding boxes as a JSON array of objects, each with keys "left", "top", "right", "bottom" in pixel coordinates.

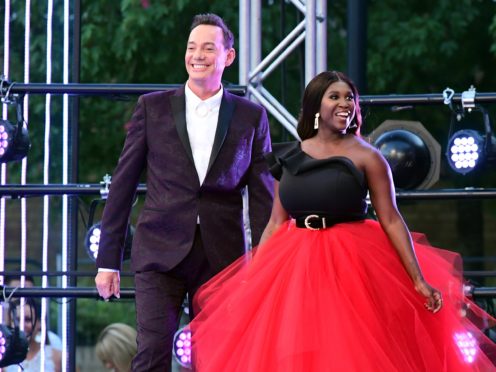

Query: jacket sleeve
[
  {"left": 96, "top": 95, "right": 148, "bottom": 270},
  {"left": 247, "top": 107, "right": 274, "bottom": 246}
]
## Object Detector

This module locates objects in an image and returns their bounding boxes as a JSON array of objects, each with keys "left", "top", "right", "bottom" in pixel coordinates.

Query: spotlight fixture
[
  {"left": 0, "top": 324, "right": 29, "bottom": 368},
  {"left": 445, "top": 104, "right": 496, "bottom": 175},
  {"left": 84, "top": 197, "right": 133, "bottom": 262},
  {"left": 368, "top": 120, "right": 441, "bottom": 190},
  {"left": 446, "top": 130, "right": 484, "bottom": 175},
  {"left": 0, "top": 95, "right": 31, "bottom": 163},
  {"left": 453, "top": 331, "right": 477, "bottom": 364},
  {"left": 85, "top": 222, "right": 102, "bottom": 261},
  {"left": 0, "top": 301, "right": 29, "bottom": 368},
  {"left": 84, "top": 222, "right": 133, "bottom": 262},
  {"left": 173, "top": 326, "right": 192, "bottom": 369}
]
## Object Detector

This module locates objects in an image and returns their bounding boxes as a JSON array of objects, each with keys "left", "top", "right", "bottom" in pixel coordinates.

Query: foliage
[
  {"left": 3, "top": 0, "right": 494, "bottom": 178},
  {"left": 367, "top": 0, "right": 496, "bottom": 93},
  {"left": 74, "top": 299, "right": 136, "bottom": 346}
]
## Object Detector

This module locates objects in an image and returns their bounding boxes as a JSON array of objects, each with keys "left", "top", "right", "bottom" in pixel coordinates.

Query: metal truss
[{"left": 239, "top": 0, "right": 327, "bottom": 139}]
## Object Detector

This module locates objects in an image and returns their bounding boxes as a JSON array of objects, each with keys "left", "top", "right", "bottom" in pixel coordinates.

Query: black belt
[{"left": 295, "top": 214, "right": 366, "bottom": 230}]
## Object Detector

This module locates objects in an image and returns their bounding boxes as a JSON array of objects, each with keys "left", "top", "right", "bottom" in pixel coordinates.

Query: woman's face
[
  {"left": 318, "top": 81, "right": 356, "bottom": 133},
  {"left": 15, "top": 304, "right": 39, "bottom": 340}
]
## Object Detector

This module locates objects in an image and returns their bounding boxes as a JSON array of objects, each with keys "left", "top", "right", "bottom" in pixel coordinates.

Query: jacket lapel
[
  {"left": 170, "top": 86, "right": 195, "bottom": 166},
  {"left": 207, "top": 91, "right": 235, "bottom": 174}
]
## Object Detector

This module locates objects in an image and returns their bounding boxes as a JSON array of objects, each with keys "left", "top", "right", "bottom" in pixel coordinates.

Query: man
[{"left": 95, "top": 13, "right": 273, "bottom": 371}]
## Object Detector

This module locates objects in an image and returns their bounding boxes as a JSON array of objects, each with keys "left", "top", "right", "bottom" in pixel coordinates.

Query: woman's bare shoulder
[
  {"left": 352, "top": 136, "right": 382, "bottom": 157},
  {"left": 350, "top": 136, "right": 388, "bottom": 170}
]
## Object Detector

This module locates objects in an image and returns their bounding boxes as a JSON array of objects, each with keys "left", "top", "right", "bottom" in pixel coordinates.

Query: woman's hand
[{"left": 414, "top": 279, "right": 443, "bottom": 313}]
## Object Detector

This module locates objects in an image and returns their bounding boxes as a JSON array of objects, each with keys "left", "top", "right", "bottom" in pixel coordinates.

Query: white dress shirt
[{"left": 184, "top": 83, "right": 223, "bottom": 185}]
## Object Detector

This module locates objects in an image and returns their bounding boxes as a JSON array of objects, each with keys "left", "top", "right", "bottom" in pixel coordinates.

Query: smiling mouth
[
  {"left": 336, "top": 111, "right": 351, "bottom": 118},
  {"left": 191, "top": 64, "right": 208, "bottom": 70}
]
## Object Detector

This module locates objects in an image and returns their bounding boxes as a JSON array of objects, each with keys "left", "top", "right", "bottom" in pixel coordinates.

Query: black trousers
[{"left": 132, "top": 226, "right": 215, "bottom": 372}]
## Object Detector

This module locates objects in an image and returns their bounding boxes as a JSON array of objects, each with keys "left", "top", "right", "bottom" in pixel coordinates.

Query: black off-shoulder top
[{"left": 265, "top": 141, "right": 368, "bottom": 220}]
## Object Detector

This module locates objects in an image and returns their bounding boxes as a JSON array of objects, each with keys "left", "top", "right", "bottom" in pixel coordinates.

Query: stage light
[
  {"left": 0, "top": 324, "right": 29, "bottom": 368},
  {"left": 85, "top": 223, "right": 102, "bottom": 261},
  {"left": 173, "top": 326, "right": 192, "bottom": 369},
  {"left": 446, "top": 130, "right": 484, "bottom": 174},
  {"left": 453, "top": 331, "right": 477, "bottom": 364},
  {"left": 368, "top": 120, "right": 441, "bottom": 190},
  {"left": 0, "top": 96, "right": 31, "bottom": 163},
  {"left": 84, "top": 222, "right": 133, "bottom": 262},
  {"left": 445, "top": 105, "right": 496, "bottom": 175},
  {"left": 84, "top": 196, "right": 133, "bottom": 262}
]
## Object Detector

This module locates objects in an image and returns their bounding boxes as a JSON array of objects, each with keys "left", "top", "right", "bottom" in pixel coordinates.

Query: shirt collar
[{"left": 185, "top": 83, "right": 224, "bottom": 112}]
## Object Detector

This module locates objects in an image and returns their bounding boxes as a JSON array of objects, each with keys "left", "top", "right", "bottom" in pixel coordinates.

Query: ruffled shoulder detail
[
  {"left": 264, "top": 141, "right": 300, "bottom": 180},
  {"left": 265, "top": 141, "right": 366, "bottom": 190}
]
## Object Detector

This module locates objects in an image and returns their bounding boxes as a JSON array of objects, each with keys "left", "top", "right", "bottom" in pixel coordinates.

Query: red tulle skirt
[{"left": 190, "top": 219, "right": 496, "bottom": 371}]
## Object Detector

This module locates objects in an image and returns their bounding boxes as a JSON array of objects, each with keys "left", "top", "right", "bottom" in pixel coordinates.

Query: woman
[
  {"left": 95, "top": 323, "right": 137, "bottom": 372},
  {"left": 3, "top": 299, "right": 62, "bottom": 372},
  {"left": 190, "top": 71, "right": 496, "bottom": 371}
]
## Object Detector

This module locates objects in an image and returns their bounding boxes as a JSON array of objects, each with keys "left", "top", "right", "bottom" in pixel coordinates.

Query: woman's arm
[
  {"left": 52, "top": 347, "right": 62, "bottom": 372},
  {"left": 364, "top": 148, "right": 442, "bottom": 312},
  {"left": 258, "top": 181, "right": 290, "bottom": 246}
]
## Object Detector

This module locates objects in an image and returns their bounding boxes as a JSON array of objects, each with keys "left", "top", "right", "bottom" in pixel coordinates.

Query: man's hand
[{"left": 95, "top": 271, "right": 121, "bottom": 300}]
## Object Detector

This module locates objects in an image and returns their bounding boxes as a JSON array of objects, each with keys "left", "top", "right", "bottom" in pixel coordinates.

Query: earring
[{"left": 314, "top": 113, "right": 320, "bottom": 130}]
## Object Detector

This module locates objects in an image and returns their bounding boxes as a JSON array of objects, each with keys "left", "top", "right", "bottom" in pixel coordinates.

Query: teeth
[{"left": 192, "top": 64, "right": 207, "bottom": 69}]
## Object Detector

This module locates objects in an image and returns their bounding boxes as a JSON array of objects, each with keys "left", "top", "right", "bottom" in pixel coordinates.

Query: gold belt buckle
[{"left": 304, "top": 214, "right": 325, "bottom": 230}]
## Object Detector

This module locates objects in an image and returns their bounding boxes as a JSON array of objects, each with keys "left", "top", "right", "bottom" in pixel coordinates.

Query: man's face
[{"left": 185, "top": 24, "right": 235, "bottom": 89}]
